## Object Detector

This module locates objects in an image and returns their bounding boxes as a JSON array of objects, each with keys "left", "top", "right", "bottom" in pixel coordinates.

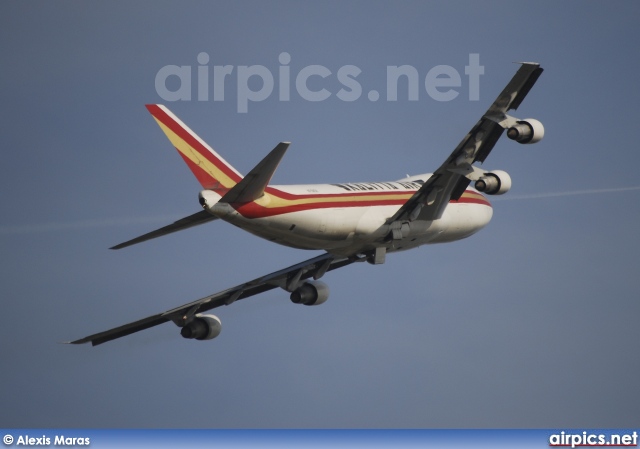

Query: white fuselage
[{"left": 203, "top": 173, "right": 493, "bottom": 257}]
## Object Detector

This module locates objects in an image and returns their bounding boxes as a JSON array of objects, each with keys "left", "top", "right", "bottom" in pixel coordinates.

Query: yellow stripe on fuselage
[{"left": 255, "top": 191, "right": 413, "bottom": 208}]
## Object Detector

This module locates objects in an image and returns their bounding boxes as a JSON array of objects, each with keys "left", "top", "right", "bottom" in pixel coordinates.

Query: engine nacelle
[
  {"left": 475, "top": 170, "right": 512, "bottom": 195},
  {"left": 290, "top": 280, "right": 329, "bottom": 306},
  {"left": 180, "top": 314, "right": 222, "bottom": 340},
  {"left": 506, "top": 118, "right": 544, "bottom": 144}
]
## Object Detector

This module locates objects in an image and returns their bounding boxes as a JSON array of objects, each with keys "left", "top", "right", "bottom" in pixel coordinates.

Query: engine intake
[
  {"left": 475, "top": 170, "right": 512, "bottom": 195},
  {"left": 180, "top": 314, "right": 222, "bottom": 340},
  {"left": 290, "top": 281, "right": 329, "bottom": 306},
  {"left": 506, "top": 118, "right": 544, "bottom": 144}
]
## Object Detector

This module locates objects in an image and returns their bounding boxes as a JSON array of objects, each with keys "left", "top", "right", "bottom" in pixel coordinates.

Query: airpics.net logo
[{"left": 155, "top": 52, "right": 484, "bottom": 113}]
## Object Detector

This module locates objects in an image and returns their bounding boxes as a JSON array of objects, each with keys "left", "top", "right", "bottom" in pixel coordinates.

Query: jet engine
[
  {"left": 474, "top": 170, "right": 512, "bottom": 195},
  {"left": 290, "top": 281, "right": 329, "bottom": 306},
  {"left": 506, "top": 118, "right": 544, "bottom": 144},
  {"left": 180, "top": 314, "right": 222, "bottom": 340}
]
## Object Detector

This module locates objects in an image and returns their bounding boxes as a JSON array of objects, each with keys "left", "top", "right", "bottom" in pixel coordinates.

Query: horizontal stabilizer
[
  {"left": 110, "top": 210, "right": 218, "bottom": 250},
  {"left": 220, "top": 142, "right": 290, "bottom": 203}
]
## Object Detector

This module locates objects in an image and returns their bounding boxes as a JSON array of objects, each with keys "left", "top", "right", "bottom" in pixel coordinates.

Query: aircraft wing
[
  {"left": 386, "top": 62, "right": 543, "bottom": 224},
  {"left": 68, "top": 252, "right": 360, "bottom": 346}
]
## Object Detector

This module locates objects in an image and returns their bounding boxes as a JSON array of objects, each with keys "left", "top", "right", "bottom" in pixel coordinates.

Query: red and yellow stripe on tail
[{"left": 145, "top": 104, "right": 242, "bottom": 195}]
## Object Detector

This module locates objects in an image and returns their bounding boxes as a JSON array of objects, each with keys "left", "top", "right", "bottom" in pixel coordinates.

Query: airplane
[{"left": 70, "top": 62, "right": 544, "bottom": 346}]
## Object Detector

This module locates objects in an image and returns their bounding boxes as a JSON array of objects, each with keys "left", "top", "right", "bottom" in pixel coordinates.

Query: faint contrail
[
  {"left": 2, "top": 186, "right": 639, "bottom": 235},
  {"left": 0, "top": 215, "right": 179, "bottom": 235},
  {"left": 492, "top": 186, "right": 640, "bottom": 201}
]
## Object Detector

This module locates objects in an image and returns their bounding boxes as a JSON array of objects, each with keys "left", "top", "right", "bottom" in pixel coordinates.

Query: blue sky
[{"left": 1, "top": 1, "right": 639, "bottom": 428}]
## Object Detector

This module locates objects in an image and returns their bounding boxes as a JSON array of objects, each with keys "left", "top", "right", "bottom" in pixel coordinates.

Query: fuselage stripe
[{"left": 232, "top": 190, "right": 491, "bottom": 219}]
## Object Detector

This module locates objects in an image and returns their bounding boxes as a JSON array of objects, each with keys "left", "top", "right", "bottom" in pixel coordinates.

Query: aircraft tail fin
[{"left": 146, "top": 104, "right": 242, "bottom": 195}]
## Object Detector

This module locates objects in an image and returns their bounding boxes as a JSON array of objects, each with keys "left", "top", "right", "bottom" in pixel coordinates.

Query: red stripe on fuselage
[
  {"left": 232, "top": 190, "right": 491, "bottom": 219},
  {"left": 234, "top": 198, "right": 407, "bottom": 218},
  {"left": 263, "top": 186, "right": 413, "bottom": 201},
  {"left": 451, "top": 194, "right": 491, "bottom": 207}
]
